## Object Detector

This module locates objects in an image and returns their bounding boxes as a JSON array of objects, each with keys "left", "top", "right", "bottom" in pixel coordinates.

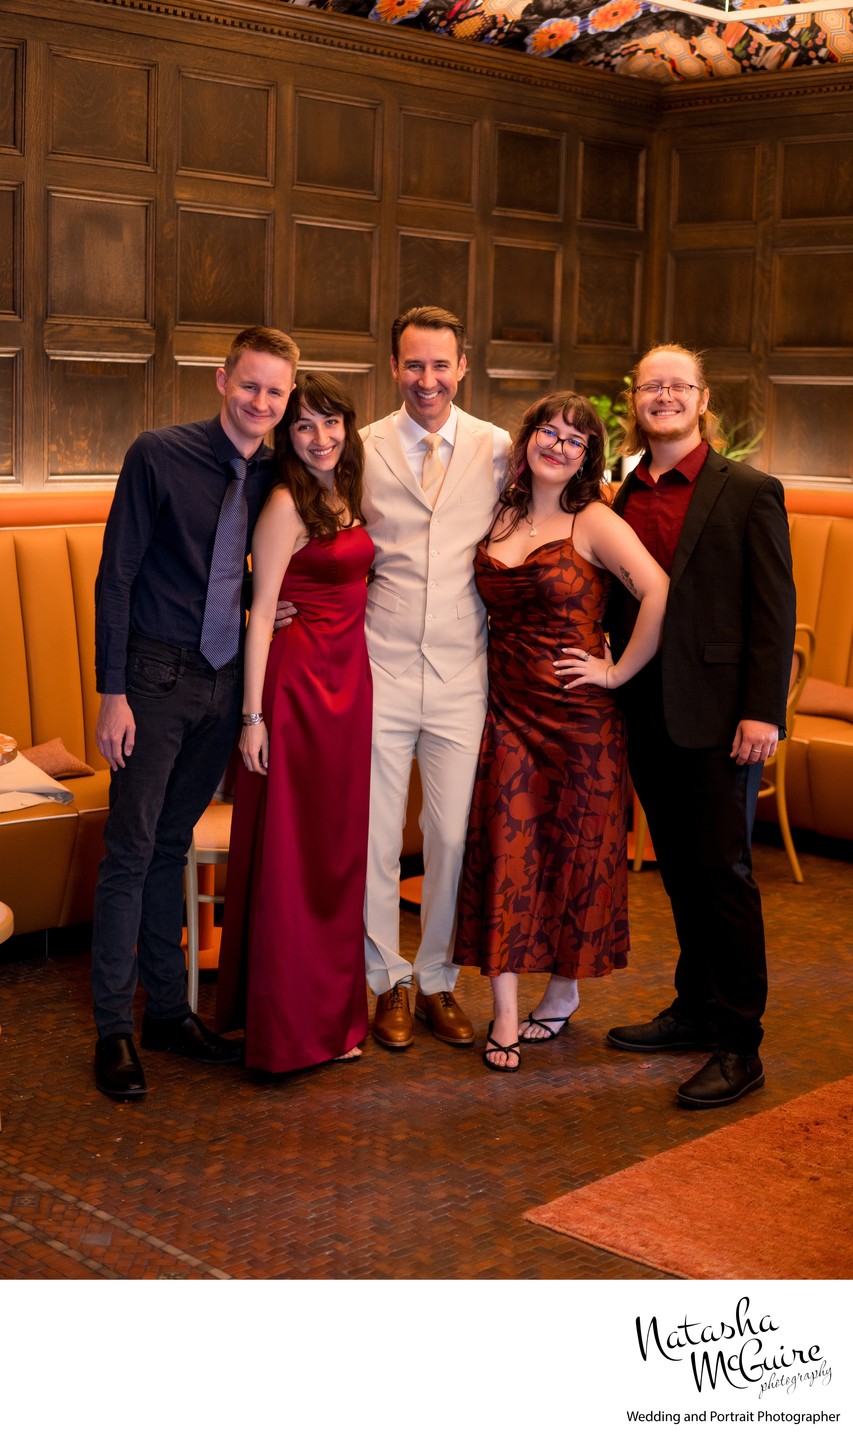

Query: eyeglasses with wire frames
[
  {"left": 632, "top": 382, "right": 702, "bottom": 398},
  {"left": 533, "top": 426, "right": 588, "bottom": 457}
]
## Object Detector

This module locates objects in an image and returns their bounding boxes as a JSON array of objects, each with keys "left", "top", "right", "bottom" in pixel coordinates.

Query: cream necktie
[{"left": 420, "top": 434, "right": 446, "bottom": 507}]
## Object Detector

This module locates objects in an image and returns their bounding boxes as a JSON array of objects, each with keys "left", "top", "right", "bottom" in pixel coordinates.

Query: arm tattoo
[{"left": 620, "top": 566, "right": 640, "bottom": 598}]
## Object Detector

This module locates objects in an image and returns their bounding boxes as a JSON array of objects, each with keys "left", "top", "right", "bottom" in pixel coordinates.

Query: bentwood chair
[{"left": 184, "top": 797, "right": 233, "bottom": 1012}]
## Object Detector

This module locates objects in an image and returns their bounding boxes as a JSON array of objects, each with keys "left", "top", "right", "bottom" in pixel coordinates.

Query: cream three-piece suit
[{"left": 360, "top": 406, "right": 510, "bottom": 996}]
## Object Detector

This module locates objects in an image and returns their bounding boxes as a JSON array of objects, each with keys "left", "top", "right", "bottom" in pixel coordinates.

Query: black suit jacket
[{"left": 609, "top": 448, "right": 796, "bottom": 749}]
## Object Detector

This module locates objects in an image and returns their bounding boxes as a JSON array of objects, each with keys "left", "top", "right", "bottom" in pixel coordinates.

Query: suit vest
[{"left": 360, "top": 409, "right": 509, "bottom": 682}]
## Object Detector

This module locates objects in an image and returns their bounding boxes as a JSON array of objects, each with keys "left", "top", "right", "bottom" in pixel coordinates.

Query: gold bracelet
[{"left": 241, "top": 712, "right": 264, "bottom": 726}]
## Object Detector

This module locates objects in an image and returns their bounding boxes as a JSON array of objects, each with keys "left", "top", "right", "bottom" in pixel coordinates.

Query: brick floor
[{"left": 1, "top": 837, "right": 850, "bottom": 1280}]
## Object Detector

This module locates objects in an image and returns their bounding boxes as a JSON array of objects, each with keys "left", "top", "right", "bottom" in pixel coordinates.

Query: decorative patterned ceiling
[{"left": 292, "top": 0, "right": 853, "bottom": 81}]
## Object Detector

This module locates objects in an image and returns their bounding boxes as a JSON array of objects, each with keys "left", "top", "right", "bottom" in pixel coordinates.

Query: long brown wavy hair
[
  {"left": 273, "top": 373, "right": 365, "bottom": 541},
  {"left": 620, "top": 343, "right": 724, "bottom": 456},
  {"left": 495, "top": 391, "right": 608, "bottom": 538}
]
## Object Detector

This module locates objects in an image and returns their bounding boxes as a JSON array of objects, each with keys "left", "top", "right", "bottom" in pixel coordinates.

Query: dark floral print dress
[{"left": 454, "top": 535, "right": 629, "bottom": 978}]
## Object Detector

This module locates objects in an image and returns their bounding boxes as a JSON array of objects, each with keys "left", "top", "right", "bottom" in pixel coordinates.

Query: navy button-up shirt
[{"left": 95, "top": 416, "right": 273, "bottom": 693}]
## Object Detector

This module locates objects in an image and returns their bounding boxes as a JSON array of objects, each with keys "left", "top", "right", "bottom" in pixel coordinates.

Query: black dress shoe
[
  {"left": 141, "top": 1012, "right": 243, "bottom": 1065},
  {"left": 607, "top": 1006, "right": 717, "bottom": 1053},
  {"left": 677, "top": 1050, "right": 765, "bottom": 1109},
  {"left": 95, "top": 1034, "right": 147, "bottom": 1100}
]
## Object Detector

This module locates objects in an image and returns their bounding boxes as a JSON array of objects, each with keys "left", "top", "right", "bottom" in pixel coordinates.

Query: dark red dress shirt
[{"left": 622, "top": 441, "right": 709, "bottom": 574}]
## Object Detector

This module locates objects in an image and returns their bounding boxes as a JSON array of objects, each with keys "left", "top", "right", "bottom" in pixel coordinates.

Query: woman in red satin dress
[
  {"left": 216, "top": 374, "right": 373, "bottom": 1073},
  {"left": 453, "top": 393, "right": 668, "bottom": 1071}
]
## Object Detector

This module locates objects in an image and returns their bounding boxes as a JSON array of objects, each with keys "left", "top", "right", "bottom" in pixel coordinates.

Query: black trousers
[
  {"left": 624, "top": 679, "right": 767, "bottom": 1055},
  {"left": 91, "top": 635, "right": 240, "bottom": 1038}
]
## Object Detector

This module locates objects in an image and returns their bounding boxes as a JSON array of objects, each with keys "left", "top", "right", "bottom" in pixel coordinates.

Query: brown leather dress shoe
[
  {"left": 415, "top": 989, "right": 475, "bottom": 1046},
  {"left": 372, "top": 982, "right": 414, "bottom": 1049}
]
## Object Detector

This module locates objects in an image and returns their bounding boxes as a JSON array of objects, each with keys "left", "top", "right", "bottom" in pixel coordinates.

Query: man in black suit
[{"left": 604, "top": 343, "right": 796, "bottom": 1108}]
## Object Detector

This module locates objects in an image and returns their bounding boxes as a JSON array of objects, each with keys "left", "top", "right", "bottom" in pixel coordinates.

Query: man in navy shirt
[{"left": 92, "top": 326, "right": 298, "bottom": 1100}]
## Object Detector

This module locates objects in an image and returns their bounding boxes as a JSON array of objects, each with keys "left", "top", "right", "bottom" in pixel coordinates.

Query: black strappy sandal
[
  {"left": 483, "top": 1020, "right": 521, "bottom": 1073},
  {"left": 519, "top": 1010, "right": 576, "bottom": 1043}
]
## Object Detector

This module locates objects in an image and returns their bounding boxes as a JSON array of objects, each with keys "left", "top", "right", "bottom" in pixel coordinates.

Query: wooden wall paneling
[
  {"left": 491, "top": 241, "right": 560, "bottom": 346},
  {"left": 494, "top": 124, "right": 565, "bottom": 220},
  {"left": 0, "top": 183, "right": 21, "bottom": 317},
  {"left": 174, "top": 357, "right": 224, "bottom": 427},
  {"left": 671, "top": 142, "right": 758, "bottom": 226},
  {"left": 49, "top": 49, "right": 154, "bottom": 168},
  {"left": 0, "top": 351, "right": 18, "bottom": 479},
  {"left": 47, "top": 355, "right": 151, "bottom": 480},
  {"left": 578, "top": 139, "right": 646, "bottom": 229},
  {"left": 665, "top": 248, "right": 755, "bottom": 351},
  {"left": 292, "top": 219, "right": 377, "bottom": 336},
  {"left": 778, "top": 135, "right": 853, "bottom": 221},
  {"left": 398, "top": 110, "right": 476, "bottom": 208},
  {"left": 298, "top": 360, "right": 375, "bottom": 431},
  {"left": 6, "top": 0, "right": 853, "bottom": 492},
  {"left": 574, "top": 248, "right": 640, "bottom": 349},
  {"left": 176, "top": 205, "right": 270, "bottom": 328},
  {"left": 486, "top": 370, "right": 556, "bottom": 434},
  {"left": 767, "top": 377, "right": 853, "bottom": 482},
  {"left": 397, "top": 230, "right": 473, "bottom": 331},
  {"left": 0, "top": 41, "right": 23, "bottom": 153},
  {"left": 772, "top": 249, "right": 853, "bottom": 349},
  {"left": 48, "top": 191, "right": 152, "bottom": 322},
  {"left": 178, "top": 71, "right": 274, "bottom": 184},
  {"left": 294, "top": 91, "right": 381, "bottom": 198}
]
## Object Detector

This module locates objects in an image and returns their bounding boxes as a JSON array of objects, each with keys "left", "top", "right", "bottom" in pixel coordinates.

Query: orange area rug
[{"left": 526, "top": 1075, "right": 853, "bottom": 1279}]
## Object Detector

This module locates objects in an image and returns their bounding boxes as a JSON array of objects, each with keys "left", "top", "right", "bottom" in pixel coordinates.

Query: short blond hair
[{"left": 224, "top": 326, "right": 300, "bottom": 376}]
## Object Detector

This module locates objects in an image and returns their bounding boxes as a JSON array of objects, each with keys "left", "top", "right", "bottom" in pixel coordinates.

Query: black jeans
[
  {"left": 91, "top": 635, "right": 241, "bottom": 1038},
  {"left": 625, "top": 683, "right": 767, "bottom": 1055}
]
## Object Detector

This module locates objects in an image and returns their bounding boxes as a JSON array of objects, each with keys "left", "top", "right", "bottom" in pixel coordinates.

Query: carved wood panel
[
  {"left": 0, "top": 42, "right": 22, "bottom": 152},
  {"left": 0, "top": 354, "right": 15, "bottom": 477},
  {"left": 575, "top": 250, "right": 639, "bottom": 348},
  {"left": 0, "top": 184, "right": 19, "bottom": 316},
  {"left": 48, "top": 193, "right": 150, "bottom": 322},
  {"left": 399, "top": 112, "right": 475, "bottom": 207},
  {"left": 48, "top": 358, "right": 150, "bottom": 478},
  {"left": 708, "top": 376, "right": 754, "bottom": 446},
  {"left": 579, "top": 141, "right": 645, "bottom": 228},
  {"left": 494, "top": 126, "right": 564, "bottom": 219},
  {"left": 294, "top": 93, "right": 380, "bottom": 197},
  {"left": 773, "top": 251, "right": 853, "bottom": 348},
  {"left": 492, "top": 243, "right": 559, "bottom": 345},
  {"left": 177, "top": 207, "right": 269, "bottom": 327},
  {"left": 779, "top": 137, "right": 853, "bottom": 221},
  {"left": 49, "top": 50, "right": 153, "bottom": 167},
  {"left": 768, "top": 380, "right": 853, "bottom": 481},
  {"left": 292, "top": 221, "right": 375, "bottom": 334},
  {"left": 174, "top": 360, "right": 223, "bottom": 426},
  {"left": 487, "top": 373, "right": 555, "bottom": 434},
  {"left": 673, "top": 144, "right": 757, "bottom": 225},
  {"left": 299, "top": 362, "right": 375, "bottom": 431},
  {"left": 666, "top": 250, "right": 755, "bottom": 350},
  {"left": 179, "top": 73, "right": 273, "bottom": 182},
  {"left": 398, "top": 232, "right": 471, "bottom": 328}
]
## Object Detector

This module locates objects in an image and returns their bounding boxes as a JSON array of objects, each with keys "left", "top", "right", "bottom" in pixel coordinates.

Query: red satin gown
[
  {"left": 454, "top": 536, "right": 629, "bottom": 979},
  {"left": 216, "top": 526, "right": 374, "bottom": 1072}
]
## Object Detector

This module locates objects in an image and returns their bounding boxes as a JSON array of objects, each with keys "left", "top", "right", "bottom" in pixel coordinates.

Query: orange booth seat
[
  {"left": 772, "top": 488, "right": 853, "bottom": 843},
  {"left": 0, "top": 493, "right": 114, "bottom": 934}
]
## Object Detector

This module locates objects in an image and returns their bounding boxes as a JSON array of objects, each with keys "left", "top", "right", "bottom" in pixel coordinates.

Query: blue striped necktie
[{"left": 199, "top": 455, "right": 249, "bottom": 669}]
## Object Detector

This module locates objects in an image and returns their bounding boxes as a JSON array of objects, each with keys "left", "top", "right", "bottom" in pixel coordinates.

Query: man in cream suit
[{"left": 361, "top": 306, "right": 510, "bottom": 1049}]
